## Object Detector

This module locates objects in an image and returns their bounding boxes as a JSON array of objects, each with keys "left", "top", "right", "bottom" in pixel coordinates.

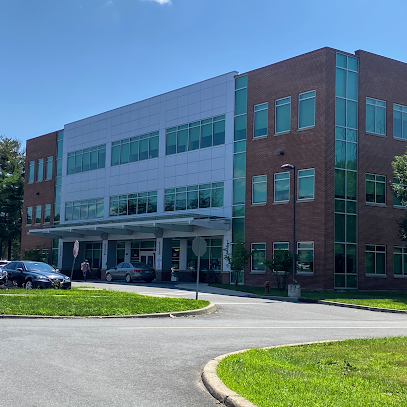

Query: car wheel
[
  {"left": 125, "top": 274, "right": 132, "bottom": 283},
  {"left": 25, "top": 280, "right": 34, "bottom": 290},
  {"left": 105, "top": 273, "right": 113, "bottom": 282},
  {"left": 12, "top": 279, "right": 20, "bottom": 288}
]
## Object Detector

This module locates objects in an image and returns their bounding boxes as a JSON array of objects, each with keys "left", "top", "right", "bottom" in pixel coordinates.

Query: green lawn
[
  {"left": 217, "top": 337, "right": 407, "bottom": 407},
  {"left": 211, "top": 284, "right": 407, "bottom": 310},
  {"left": 0, "top": 287, "right": 209, "bottom": 316}
]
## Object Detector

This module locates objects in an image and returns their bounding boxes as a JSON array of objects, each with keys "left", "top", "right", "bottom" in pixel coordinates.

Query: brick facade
[{"left": 21, "top": 131, "right": 58, "bottom": 263}]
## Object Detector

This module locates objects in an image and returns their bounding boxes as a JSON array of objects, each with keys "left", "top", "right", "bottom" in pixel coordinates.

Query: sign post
[
  {"left": 192, "top": 236, "right": 207, "bottom": 300},
  {"left": 71, "top": 240, "right": 79, "bottom": 280}
]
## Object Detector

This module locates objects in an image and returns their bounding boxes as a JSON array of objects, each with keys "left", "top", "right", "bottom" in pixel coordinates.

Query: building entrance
[{"left": 140, "top": 251, "right": 155, "bottom": 268}]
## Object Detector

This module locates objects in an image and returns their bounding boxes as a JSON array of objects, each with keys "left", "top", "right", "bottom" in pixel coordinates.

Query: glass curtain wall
[{"left": 334, "top": 53, "right": 358, "bottom": 289}]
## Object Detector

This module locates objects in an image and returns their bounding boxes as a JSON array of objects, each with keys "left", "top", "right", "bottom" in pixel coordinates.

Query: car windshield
[
  {"left": 25, "top": 262, "right": 55, "bottom": 272},
  {"left": 130, "top": 262, "right": 150, "bottom": 270}
]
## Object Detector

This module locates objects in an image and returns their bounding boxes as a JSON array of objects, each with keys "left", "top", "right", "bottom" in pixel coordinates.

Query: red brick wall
[
  {"left": 356, "top": 50, "right": 407, "bottom": 290},
  {"left": 21, "top": 131, "right": 59, "bottom": 261}
]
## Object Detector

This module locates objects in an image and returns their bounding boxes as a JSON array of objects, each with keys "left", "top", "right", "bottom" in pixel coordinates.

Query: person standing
[{"left": 81, "top": 259, "right": 91, "bottom": 282}]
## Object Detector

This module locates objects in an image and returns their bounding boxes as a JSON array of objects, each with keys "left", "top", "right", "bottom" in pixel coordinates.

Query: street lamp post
[{"left": 281, "top": 164, "right": 296, "bottom": 286}]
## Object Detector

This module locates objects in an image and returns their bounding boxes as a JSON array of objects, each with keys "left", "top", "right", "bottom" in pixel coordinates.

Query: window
[
  {"left": 165, "top": 115, "right": 225, "bottom": 155},
  {"left": 298, "top": 169, "right": 315, "bottom": 200},
  {"left": 44, "top": 204, "right": 51, "bottom": 224},
  {"left": 37, "top": 159, "right": 43, "bottom": 182},
  {"left": 65, "top": 198, "right": 104, "bottom": 221},
  {"left": 67, "top": 144, "right": 106, "bottom": 175},
  {"left": 46, "top": 156, "right": 53, "bottom": 180},
  {"left": 26, "top": 207, "right": 33, "bottom": 225},
  {"left": 54, "top": 203, "right": 61, "bottom": 224},
  {"left": 253, "top": 103, "right": 268, "bottom": 138},
  {"left": 109, "top": 191, "right": 158, "bottom": 216},
  {"left": 366, "top": 98, "right": 386, "bottom": 135},
  {"left": 28, "top": 161, "right": 34, "bottom": 183},
  {"left": 365, "top": 245, "right": 386, "bottom": 275},
  {"left": 298, "top": 91, "right": 316, "bottom": 129},
  {"left": 297, "top": 242, "right": 314, "bottom": 272},
  {"left": 275, "top": 97, "right": 291, "bottom": 134},
  {"left": 273, "top": 242, "right": 289, "bottom": 251},
  {"left": 111, "top": 131, "right": 159, "bottom": 166},
  {"left": 165, "top": 182, "right": 224, "bottom": 211},
  {"left": 366, "top": 174, "right": 386, "bottom": 204},
  {"left": 393, "top": 104, "right": 407, "bottom": 140},
  {"left": 35, "top": 205, "right": 41, "bottom": 224},
  {"left": 252, "top": 175, "right": 267, "bottom": 204},
  {"left": 394, "top": 247, "right": 407, "bottom": 276},
  {"left": 251, "top": 243, "right": 266, "bottom": 272},
  {"left": 187, "top": 238, "right": 223, "bottom": 271},
  {"left": 274, "top": 172, "right": 289, "bottom": 202}
]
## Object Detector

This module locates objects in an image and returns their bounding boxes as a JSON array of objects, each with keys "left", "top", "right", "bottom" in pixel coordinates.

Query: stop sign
[{"left": 73, "top": 240, "right": 79, "bottom": 258}]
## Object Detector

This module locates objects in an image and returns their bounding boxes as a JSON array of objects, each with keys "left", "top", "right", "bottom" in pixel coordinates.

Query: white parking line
[{"left": 120, "top": 326, "right": 407, "bottom": 330}]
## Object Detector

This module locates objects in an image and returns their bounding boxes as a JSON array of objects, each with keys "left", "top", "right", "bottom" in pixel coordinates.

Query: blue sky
[{"left": 1, "top": 0, "right": 406, "bottom": 146}]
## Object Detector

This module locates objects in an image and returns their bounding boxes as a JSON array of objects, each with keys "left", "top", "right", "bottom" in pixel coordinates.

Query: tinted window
[
  {"left": 5, "top": 262, "right": 17, "bottom": 271},
  {"left": 131, "top": 262, "right": 150, "bottom": 270},
  {"left": 116, "top": 263, "right": 124, "bottom": 269},
  {"left": 24, "top": 262, "right": 54, "bottom": 272}
]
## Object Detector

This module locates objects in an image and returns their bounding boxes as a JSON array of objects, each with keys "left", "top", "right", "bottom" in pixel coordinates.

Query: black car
[
  {"left": 4, "top": 261, "right": 71, "bottom": 289},
  {"left": 0, "top": 269, "right": 7, "bottom": 286}
]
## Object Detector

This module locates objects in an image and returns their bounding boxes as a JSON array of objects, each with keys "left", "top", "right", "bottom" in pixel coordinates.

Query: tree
[
  {"left": 0, "top": 136, "right": 25, "bottom": 260},
  {"left": 224, "top": 241, "right": 252, "bottom": 285},
  {"left": 391, "top": 151, "right": 407, "bottom": 241},
  {"left": 264, "top": 250, "right": 294, "bottom": 291}
]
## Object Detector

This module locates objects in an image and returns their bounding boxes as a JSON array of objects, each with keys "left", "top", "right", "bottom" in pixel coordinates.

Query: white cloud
[
  {"left": 103, "top": 0, "right": 114, "bottom": 6},
  {"left": 143, "top": 0, "right": 172, "bottom": 5}
]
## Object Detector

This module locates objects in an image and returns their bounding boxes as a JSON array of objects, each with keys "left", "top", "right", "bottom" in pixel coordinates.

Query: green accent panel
[
  {"left": 335, "top": 214, "right": 345, "bottom": 242},
  {"left": 347, "top": 100, "right": 357, "bottom": 129},
  {"left": 346, "top": 171, "right": 357, "bottom": 200},
  {"left": 233, "top": 153, "right": 246, "bottom": 178},
  {"left": 166, "top": 132, "right": 176, "bottom": 155},
  {"left": 336, "top": 53, "right": 347, "bottom": 69},
  {"left": 376, "top": 182, "right": 386, "bottom": 204},
  {"left": 234, "top": 115, "right": 247, "bottom": 141},
  {"left": 232, "top": 205, "right": 245, "bottom": 217},
  {"left": 232, "top": 218, "right": 245, "bottom": 243},
  {"left": 177, "top": 129, "right": 188, "bottom": 153},
  {"left": 394, "top": 110, "right": 402, "bottom": 139},
  {"left": 253, "top": 179, "right": 267, "bottom": 204},
  {"left": 275, "top": 103, "right": 290, "bottom": 133},
  {"left": 254, "top": 109, "right": 268, "bottom": 138},
  {"left": 335, "top": 140, "right": 346, "bottom": 169},
  {"left": 120, "top": 142, "right": 129, "bottom": 164},
  {"left": 346, "top": 274, "right": 357, "bottom": 288},
  {"left": 235, "top": 88, "right": 247, "bottom": 116},
  {"left": 188, "top": 127, "right": 200, "bottom": 151},
  {"left": 366, "top": 103, "right": 376, "bottom": 133},
  {"left": 347, "top": 56, "right": 358, "bottom": 72},
  {"left": 394, "top": 253, "right": 402, "bottom": 275},
  {"left": 233, "top": 179, "right": 246, "bottom": 205},
  {"left": 335, "top": 68, "right": 346, "bottom": 98},
  {"left": 335, "top": 273, "right": 346, "bottom": 288},
  {"left": 346, "top": 245, "right": 357, "bottom": 274},
  {"left": 376, "top": 253, "right": 386, "bottom": 274},
  {"left": 335, "top": 98, "right": 346, "bottom": 127},
  {"left": 211, "top": 187, "right": 224, "bottom": 207},
  {"left": 299, "top": 97, "right": 315, "bottom": 128},
  {"left": 346, "top": 142, "right": 357, "bottom": 170},
  {"left": 335, "top": 126, "right": 346, "bottom": 140},
  {"left": 346, "top": 214, "right": 357, "bottom": 243},
  {"left": 346, "top": 201, "right": 356, "bottom": 214},
  {"left": 213, "top": 120, "right": 225, "bottom": 146},
  {"left": 347, "top": 129, "right": 357, "bottom": 142},
  {"left": 234, "top": 140, "right": 246, "bottom": 153},
  {"left": 149, "top": 136, "right": 159, "bottom": 159},
  {"left": 365, "top": 252, "right": 375, "bottom": 274},
  {"left": 335, "top": 170, "right": 345, "bottom": 199}
]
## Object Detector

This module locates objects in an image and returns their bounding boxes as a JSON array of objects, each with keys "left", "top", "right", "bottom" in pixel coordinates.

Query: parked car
[
  {"left": 105, "top": 262, "right": 156, "bottom": 283},
  {"left": 0, "top": 269, "right": 7, "bottom": 286},
  {"left": 3, "top": 261, "right": 71, "bottom": 289},
  {"left": 0, "top": 260, "right": 10, "bottom": 269}
]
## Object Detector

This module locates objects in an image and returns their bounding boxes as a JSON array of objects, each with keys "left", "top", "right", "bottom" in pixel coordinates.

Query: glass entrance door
[{"left": 140, "top": 251, "right": 155, "bottom": 268}]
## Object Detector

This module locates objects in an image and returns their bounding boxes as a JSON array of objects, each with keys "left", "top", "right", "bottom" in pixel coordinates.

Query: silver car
[{"left": 105, "top": 262, "right": 156, "bottom": 283}]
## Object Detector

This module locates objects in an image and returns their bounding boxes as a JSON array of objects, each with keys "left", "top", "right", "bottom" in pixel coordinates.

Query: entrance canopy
[{"left": 28, "top": 213, "right": 230, "bottom": 240}]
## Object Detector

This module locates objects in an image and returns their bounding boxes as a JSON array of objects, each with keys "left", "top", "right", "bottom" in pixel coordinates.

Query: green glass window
[
  {"left": 393, "top": 104, "right": 407, "bottom": 140},
  {"left": 188, "top": 126, "right": 200, "bottom": 151},
  {"left": 251, "top": 243, "right": 266, "bottom": 271},
  {"left": 139, "top": 137, "right": 149, "bottom": 161},
  {"left": 298, "top": 169, "right": 314, "bottom": 200},
  {"left": 232, "top": 218, "right": 244, "bottom": 243},
  {"left": 149, "top": 133, "right": 159, "bottom": 159},
  {"left": 46, "top": 157, "right": 53, "bottom": 180},
  {"left": 274, "top": 172, "right": 289, "bottom": 202},
  {"left": 211, "top": 182, "right": 224, "bottom": 207},
  {"left": 166, "top": 131, "right": 176, "bottom": 155},
  {"left": 35, "top": 205, "right": 41, "bottom": 224},
  {"left": 234, "top": 115, "right": 247, "bottom": 141},
  {"left": 365, "top": 245, "right": 386, "bottom": 275},
  {"left": 346, "top": 214, "right": 356, "bottom": 243},
  {"left": 199, "top": 184, "right": 211, "bottom": 208},
  {"left": 175, "top": 188, "right": 186, "bottom": 211},
  {"left": 213, "top": 119, "right": 225, "bottom": 146},
  {"left": 299, "top": 91, "right": 316, "bottom": 129},
  {"left": 187, "top": 186, "right": 198, "bottom": 209},
  {"left": 148, "top": 192, "right": 157, "bottom": 213},
  {"left": 54, "top": 203, "right": 60, "bottom": 224},
  {"left": 177, "top": 129, "right": 188, "bottom": 153},
  {"left": 335, "top": 140, "right": 346, "bottom": 169},
  {"left": 297, "top": 241, "right": 314, "bottom": 272},
  {"left": 336, "top": 68, "right": 346, "bottom": 98},
  {"left": 335, "top": 213, "right": 345, "bottom": 242},
  {"left": 165, "top": 189, "right": 175, "bottom": 211},
  {"left": 253, "top": 103, "right": 268, "bottom": 138},
  {"left": 235, "top": 75, "right": 247, "bottom": 90},
  {"left": 335, "top": 97, "right": 346, "bottom": 127},
  {"left": 96, "top": 198, "right": 104, "bottom": 218},
  {"left": 235, "top": 88, "right": 247, "bottom": 116},
  {"left": 233, "top": 153, "right": 246, "bottom": 178},
  {"left": 37, "top": 159, "right": 43, "bottom": 182},
  {"left": 130, "top": 138, "right": 139, "bottom": 162},
  {"left": 82, "top": 149, "right": 90, "bottom": 172},
  {"left": 252, "top": 175, "right": 267, "bottom": 204},
  {"left": 28, "top": 161, "right": 34, "bottom": 183},
  {"left": 346, "top": 171, "right": 357, "bottom": 201},
  {"left": 366, "top": 173, "right": 386, "bottom": 204},
  {"left": 394, "top": 247, "right": 407, "bottom": 275},
  {"left": 98, "top": 145, "right": 106, "bottom": 169},
  {"left": 88, "top": 199, "right": 96, "bottom": 218},
  {"left": 275, "top": 97, "right": 291, "bottom": 134},
  {"left": 233, "top": 178, "right": 246, "bottom": 205},
  {"left": 201, "top": 123, "right": 212, "bottom": 149},
  {"left": 335, "top": 243, "right": 345, "bottom": 274},
  {"left": 44, "top": 204, "right": 51, "bottom": 224},
  {"left": 26, "top": 206, "right": 32, "bottom": 225},
  {"left": 120, "top": 140, "right": 130, "bottom": 164},
  {"left": 347, "top": 100, "right": 357, "bottom": 129},
  {"left": 346, "top": 142, "right": 357, "bottom": 170},
  {"left": 274, "top": 242, "right": 289, "bottom": 252},
  {"left": 111, "top": 142, "right": 120, "bottom": 166},
  {"left": 366, "top": 98, "right": 386, "bottom": 135}
]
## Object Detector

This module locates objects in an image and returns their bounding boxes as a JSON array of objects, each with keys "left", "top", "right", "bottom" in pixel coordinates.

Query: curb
[
  {"left": 315, "top": 300, "right": 407, "bottom": 314},
  {"left": 202, "top": 340, "right": 338, "bottom": 407},
  {"left": 0, "top": 302, "right": 217, "bottom": 319}
]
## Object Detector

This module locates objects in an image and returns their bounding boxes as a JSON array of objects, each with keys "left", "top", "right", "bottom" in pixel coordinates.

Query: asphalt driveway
[{"left": 1, "top": 282, "right": 407, "bottom": 407}]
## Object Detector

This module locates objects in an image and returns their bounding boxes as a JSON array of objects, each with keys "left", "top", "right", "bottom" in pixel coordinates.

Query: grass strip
[
  {"left": 217, "top": 337, "right": 407, "bottom": 407},
  {"left": 0, "top": 288, "right": 209, "bottom": 316},
  {"left": 211, "top": 284, "right": 407, "bottom": 310}
]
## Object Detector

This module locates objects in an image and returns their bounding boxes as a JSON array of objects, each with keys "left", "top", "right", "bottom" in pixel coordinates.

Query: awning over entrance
[{"left": 28, "top": 213, "right": 231, "bottom": 239}]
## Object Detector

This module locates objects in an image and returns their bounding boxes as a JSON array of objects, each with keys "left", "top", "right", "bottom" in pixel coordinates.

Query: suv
[{"left": 3, "top": 261, "right": 71, "bottom": 289}]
